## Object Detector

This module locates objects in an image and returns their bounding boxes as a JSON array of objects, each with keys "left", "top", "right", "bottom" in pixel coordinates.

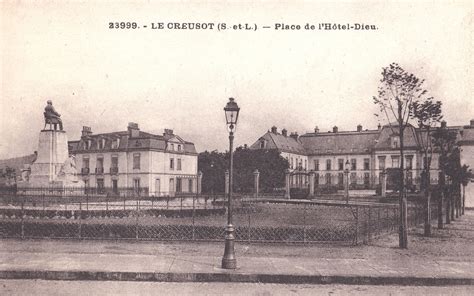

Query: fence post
[
  {"left": 248, "top": 203, "right": 251, "bottom": 243},
  {"left": 368, "top": 207, "right": 372, "bottom": 243},
  {"left": 377, "top": 208, "right": 381, "bottom": 235},
  {"left": 180, "top": 195, "right": 183, "bottom": 212},
  {"left": 78, "top": 200, "right": 82, "bottom": 239},
  {"left": 303, "top": 203, "right": 307, "bottom": 243},
  {"left": 86, "top": 192, "right": 89, "bottom": 211},
  {"left": 135, "top": 197, "right": 139, "bottom": 240},
  {"left": 167, "top": 195, "right": 169, "bottom": 210},
  {"left": 106, "top": 194, "right": 108, "bottom": 212},
  {"left": 354, "top": 206, "right": 359, "bottom": 245},
  {"left": 21, "top": 195, "right": 25, "bottom": 239},
  {"left": 42, "top": 193, "right": 45, "bottom": 217},
  {"left": 192, "top": 195, "right": 195, "bottom": 240}
]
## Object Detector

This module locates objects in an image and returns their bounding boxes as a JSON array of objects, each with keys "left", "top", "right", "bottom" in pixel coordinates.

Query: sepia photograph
[{"left": 0, "top": 0, "right": 473, "bottom": 295}]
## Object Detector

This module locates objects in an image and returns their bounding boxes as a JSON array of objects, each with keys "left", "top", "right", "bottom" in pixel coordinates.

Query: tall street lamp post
[
  {"left": 222, "top": 97, "right": 240, "bottom": 269},
  {"left": 344, "top": 160, "right": 350, "bottom": 204}
]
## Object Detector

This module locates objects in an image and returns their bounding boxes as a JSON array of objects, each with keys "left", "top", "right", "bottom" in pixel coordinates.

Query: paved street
[{"left": 1, "top": 280, "right": 473, "bottom": 296}]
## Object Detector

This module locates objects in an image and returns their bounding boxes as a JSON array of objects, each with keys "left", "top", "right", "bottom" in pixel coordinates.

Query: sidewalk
[{"left": 1, "top": 211, "right": 473, "bottom": 286}]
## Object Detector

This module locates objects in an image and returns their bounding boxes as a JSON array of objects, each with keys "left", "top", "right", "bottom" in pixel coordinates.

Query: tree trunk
[
  {"left": 445, "top": 185, "right": 451, "bottom": 224},
  {"left": 398, "top": 110, "right": 408, "bottom": 249},
  {"left": 462, "top": 185, "right": 465, "bottom": 215},
  {"left": 423, "top": 171, "right": 431, "bottom": 236},
  {"left": 424, "top": 188, "right": 431, "bottom": 236},
  {"left": 438, "top": 172, "right": 444, "bottom": 229}
]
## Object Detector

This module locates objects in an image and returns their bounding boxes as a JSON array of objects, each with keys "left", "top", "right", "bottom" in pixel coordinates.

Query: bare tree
[
  {"left": 373, "top": 63, "right": 428, "bottom": 249},
  {"left": 412, "top": 98, "right": 443, "bottom": 236}
]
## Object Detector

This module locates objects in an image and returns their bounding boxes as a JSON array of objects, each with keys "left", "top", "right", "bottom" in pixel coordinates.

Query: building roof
[
  {"left": 69, "top": 125, "right": 197, "bottom": 155},
  {"left": 300, "top": 130, "right": 379, "bottom": 155},
  {"left": 249, "top": 131, "right": 307, "bottom": 155},
  {"left": 251, "top": 121, "right": 474, "bottom": 156}
]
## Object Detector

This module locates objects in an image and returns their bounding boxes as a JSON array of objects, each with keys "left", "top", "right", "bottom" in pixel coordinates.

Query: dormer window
[
  {"left": 112, "top": 138, "right": 120, "bottom": 149},
  {"left": 260, "top": 140, "right": 266, "bottom": 149},
  {"left": 391, "top": 136, "right": 399, "bottom": 149},
  {"left": 170, "top": 144, "right": 174, "bottom": 151},
  {"left": 177, "top": 145, "right": 182, "bottom": 152},
  {"left": 98, "top": 138, "right": 105, "bottom": 149},
  {"left": 87, "top": 140, "right": 92, "bottom": 150}
]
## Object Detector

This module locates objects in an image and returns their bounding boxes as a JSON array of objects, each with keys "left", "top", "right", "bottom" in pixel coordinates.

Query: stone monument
[{"left": 22, "top": 101, "right": 81, "bottom": 187}]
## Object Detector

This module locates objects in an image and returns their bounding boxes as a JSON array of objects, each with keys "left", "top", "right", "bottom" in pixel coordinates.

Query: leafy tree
[
  {"left": 198, "top": 150, "right": 227, "bottom": 194},
  {"left": 412, "top": 98, "right": 443, "bottom": 236},
  {"left": 198, "top": 147, "right": 289, "bottom": 194},
  {"left": 373, "top": 63, "right": 429, "bottom": 249},
  {"left": 432, "top": 122, "right": 458, "bottom": 226}
]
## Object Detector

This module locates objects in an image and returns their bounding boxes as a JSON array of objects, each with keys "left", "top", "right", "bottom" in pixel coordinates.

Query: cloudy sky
[{"left": 1, "top": 0, "right": 472, "bottom": 159}]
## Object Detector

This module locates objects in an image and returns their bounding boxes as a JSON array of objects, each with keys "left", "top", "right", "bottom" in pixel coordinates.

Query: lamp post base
[{"left": 221, "top": 224, "right": 237, "bottom": 269}]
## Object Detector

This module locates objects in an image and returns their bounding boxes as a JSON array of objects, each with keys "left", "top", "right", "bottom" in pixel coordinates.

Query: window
[
  {"left": 338, "top": 173, "right": 344, "bottom": 186},
  {"left": 406, "top": 156, "right": 413, "bottom": 170},
  {"left": 170, "top": 158, "right": 174, "bottom": 170},
  {"left": 391, "top": 136, "right": 399, "bottom": 149},
  {"left": 176, "top": 178, "right": 182, "bottom": 193},
  {"left": 170, "top": 144, "right": 174, "bottom": 151},
  {"left": 314, "top": 159, "right": 319, "bottom": 171},
  {"left": 364, "top": 158, "right": 370, "bottom": 170},
  {"left": 291, "top": 158, "right": 294, "bottom": 169},
  {"left": 98, "top": 138, "right": 105, "bottom": 149},
  {"left": 111, "top": 155, "right": 118, "bottom": 168},
  {"left": 83, "top": 157, "right": 90, "bottom": 168},
  {"left": 378, "top": 156, "right": 386, "bottom": 170},
  {"left": 260, "top": 141, "right": 265, "bottom": 149},
  {"left": 188, "top": 179, "right": 193, "bottom": 193},
  {"left": 325, "top": 173, "right": 332, "bottom": 184},
  {"left": 326, "top": 159, "right": 332, "bottom": 171},
  {"left": 177, "top": 159, "right": 182, "bottom": 171},
  {"left": 304, "top": 159, "right": 307, "bottom": 170},
  {"left": 391, "top": 156, "right": 400, "bottom": 168},
  {"left": 314, "top": 173, "right": 319, "bottom": 186},
  {"left": 96, "top": 157, "right": 104, "bottom": 174},
  {"left": 97, "top": 178, "right": 105, "bottom": 194},
  {"left": 133, "top": 153, "right": 140, "bottom": 169},
  {"left": 364, "top": 173, "right": 370, "bottom": 186},
  {"left": 87, "top": 140, "right": 92, "bottom": 150},
  {"left": 112, "top": 138, "right": 120, "bottom": 149},
  {"left": 350, "top": 172, "right": 357, "bottom": 185},
  {"left": 169, "top": 178, "right": 175, "bottom": 192},
  {"left": 178, "top": 145, "right": 182, "bottom": 151},
  {"left": 133, "top": 178, "right": 140, "bottom": 193},
  {"left": 338, "top": 159, "right": 344, "bottom": 171},
  {"left": 351, "top": 159, "right": 357, "bottom": 170}
]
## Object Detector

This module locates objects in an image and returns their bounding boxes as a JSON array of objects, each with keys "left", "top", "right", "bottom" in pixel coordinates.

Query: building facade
[
  {"left": 251, "top": 120, "right": 474, "bottom": 192},
  {"left": 68, "top": 123, "right": 198, "bottom": 196}
]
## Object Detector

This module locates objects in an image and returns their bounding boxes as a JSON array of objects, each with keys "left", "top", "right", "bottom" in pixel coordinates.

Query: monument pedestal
[{"left": 26, "top": 130, "right": 81, "bottom": 187}]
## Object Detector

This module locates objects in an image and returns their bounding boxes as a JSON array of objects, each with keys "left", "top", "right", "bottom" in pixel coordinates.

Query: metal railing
[{"left": 0, "top": 188, "right": 434, "bottom": 244}]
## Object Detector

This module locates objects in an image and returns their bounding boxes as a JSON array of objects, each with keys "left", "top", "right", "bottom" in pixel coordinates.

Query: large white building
[
  {"left": 251, "top": 120, "right": 474, "bottom": 195},
  {"left": 68, "top": 123, "right": 198, "bottom": 196}
]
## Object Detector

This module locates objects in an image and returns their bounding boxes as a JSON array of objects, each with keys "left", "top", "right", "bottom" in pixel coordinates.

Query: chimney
[
  {"left": 441, "top": 120, "right": 447, "bottom": 128},
  {"left": 377, "top": 123, "right": 381, "bottom": 130},
  {"left": 271, "top": 126, "right": 277, "bottom": 134},
  {"left": 357, "top": 124, "right": 362, "bottom": 132},
  {"left": 290, "top": 132, "right": 299, "bottom": 141},
  {"left": 470, "top": 119, "right": 474, "bottom": 127},
  {"left": 314, "top": 126, "right": 319, "bottom": 133},
  {"left": 81, "top": 126, "right": 92, "bottom": 137},
  {"left": 281, "top": 128, "right": 288, "bottom": 136},
  {"left": 128, "top": 122, "right": 140, "bottom": 138},
  {"left": 164, "top": 128, "right": 174, "bottom": 136},
  {"left": 333, "top": 126, "right": 338, "bottom": 133}
]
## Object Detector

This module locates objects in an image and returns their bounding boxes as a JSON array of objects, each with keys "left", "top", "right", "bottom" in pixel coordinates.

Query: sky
[{"left": 1, "top": 0, "right": 472, "bottom": 159}]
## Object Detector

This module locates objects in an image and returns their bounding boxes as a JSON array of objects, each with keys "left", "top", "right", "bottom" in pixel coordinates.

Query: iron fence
[{"left": 0, "top": 188, "right": 435, "bottom": 244}]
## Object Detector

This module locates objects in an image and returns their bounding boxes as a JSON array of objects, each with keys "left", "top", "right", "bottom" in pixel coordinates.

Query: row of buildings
[
  {"left": 1, "top": 116, "right": 473, "bottom": 200},
  {"left": 250, "top": 121, "right": 474, "bottom": 192}
]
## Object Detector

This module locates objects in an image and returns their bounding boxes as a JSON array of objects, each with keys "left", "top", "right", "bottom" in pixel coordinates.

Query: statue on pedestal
[{"left": 44, "top": 100, "right": 63, "bottom": 130}]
